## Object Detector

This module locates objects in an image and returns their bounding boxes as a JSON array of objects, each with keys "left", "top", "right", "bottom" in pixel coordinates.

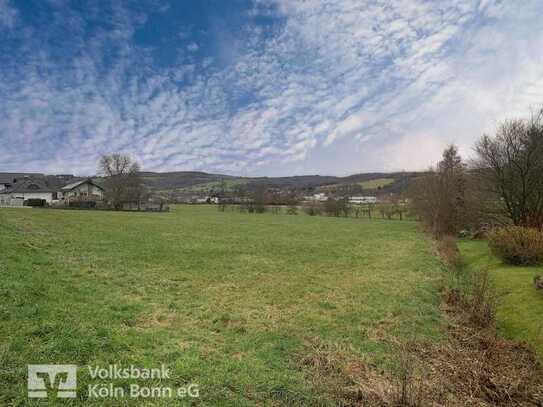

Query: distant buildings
[
  {"left": 304, "top": 193, "right": 328, "bottom": 202},
  {"left": 349, "top": 196, "right": 377, "bottom": 204},
  {"left": 0, "top": 175, "right": 104, "bottom": 207},
  {"left": 302, "top": 193, "right": 379, "bottom": 204}
]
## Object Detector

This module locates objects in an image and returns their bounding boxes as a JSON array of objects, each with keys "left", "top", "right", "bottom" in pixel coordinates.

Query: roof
[
  {"left": 0, "top": 173, "right": 42, "bottom": 184},
  {"left": 61, "top": 178, "right": 104, "bottom": 191},
  {"left": 6, "top": 177, "right": 55, "bottom": 193}
]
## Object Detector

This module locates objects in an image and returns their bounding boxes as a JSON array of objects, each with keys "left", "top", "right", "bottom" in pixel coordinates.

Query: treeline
[
  {"left": 410, "top": 109, "right": 543, "bottom": 265},
  {"left": 219, "top": 196, "right": 409, "bottom": 220},
  {"left": 410, "top": 109, "right": 543, "bottom": 236}
]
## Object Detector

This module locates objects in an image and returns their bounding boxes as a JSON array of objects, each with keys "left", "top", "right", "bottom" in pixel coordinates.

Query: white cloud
[
  {"left": 0, "top": 0, "right": 542, "bottom": 176},
  {"left": 187, "top": 42, "right": 199, "bottom": 52},
  {"left": 0, "top": 0, "right": 17, "bottom": 28}
]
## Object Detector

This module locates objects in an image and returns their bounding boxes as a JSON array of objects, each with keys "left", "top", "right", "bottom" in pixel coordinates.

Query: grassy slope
[
  {"left": 0, "top": 206, "right": 443, "bottom": 406},
  {"left": 459, "top": 240, "right": 543, "bottom": 361},
  {"left": 358, "top": 178, "right": 394, "bottom": 190}
]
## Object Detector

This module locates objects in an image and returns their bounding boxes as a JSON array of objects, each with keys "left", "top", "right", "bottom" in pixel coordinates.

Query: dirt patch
[
  {"left": 300, "top": 337, "right": 393, "bottom": 405},
  {"left": 134, "top": 309, "right": 177, "bottom": 329},
  {"left": 535, "top": 275, "right": 543, "bottom": 291},
  {"left": 300, "top": 294, "right": 543, "bottom": 406},
  {"left": 421, "top": 295, "right": 543, "bottom": 406}
]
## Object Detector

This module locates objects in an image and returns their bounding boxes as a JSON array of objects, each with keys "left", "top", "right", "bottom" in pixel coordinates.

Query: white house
[
  {"left": 0, "top": 175, "right": 14, "bottom": 192},
  {"left": 1, "top": 177, "right": 57, "bottom": 203},
  {"left": 349, "top": 196, "right": 378, "bottom": 204},
  {"left": 60, "top": 179, "right": 104, "bottom": 202},
  {"left": 303, "top": 192, "right": 328, "bottom": 202}
]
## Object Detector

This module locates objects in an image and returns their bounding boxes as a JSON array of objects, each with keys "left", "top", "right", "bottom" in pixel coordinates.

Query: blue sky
[{"left": 1, "top": 0, "right": 542, "bottom": 176}]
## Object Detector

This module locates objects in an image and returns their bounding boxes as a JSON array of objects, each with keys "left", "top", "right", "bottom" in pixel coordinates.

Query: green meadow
[
  {"left": 0, "top": 206, "right": 443, "bottom": 405},
  {"left": 358, "top": 178, "right": 395, "bottom": 190},
  {"left": 459, "top": 240, "right": 543, "bottom": 361}
]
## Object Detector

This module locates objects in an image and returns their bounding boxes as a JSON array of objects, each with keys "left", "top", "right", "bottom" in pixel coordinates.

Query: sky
[{"left": 1, "top": 0, "right": 542, "bottom": 177}]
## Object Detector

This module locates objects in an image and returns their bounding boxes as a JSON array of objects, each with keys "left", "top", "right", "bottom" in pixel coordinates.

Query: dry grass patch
[{"left": 300, "top": 293, "right": 543, "bottom": 406}]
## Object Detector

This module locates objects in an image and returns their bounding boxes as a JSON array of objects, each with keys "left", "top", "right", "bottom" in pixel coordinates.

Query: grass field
[
  {"left": 358, "top": 178, "right": 395, "bottom": 190},
  {"left": 459, "top": 240, "right": 543, "bottom": 361},
  {"left": 0, "top": 206, "right": 444, "bottom": 405}
]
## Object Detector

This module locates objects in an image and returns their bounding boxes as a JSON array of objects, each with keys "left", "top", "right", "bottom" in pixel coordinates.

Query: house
[
  {"left": 349, "top": 196, "right": 378, "bottom": 204},
  {"left": 60, "top": 179, "right": 104, "bottom": 202},
  {"left": 0, "top": 177, "right": 58, "bottom": 203},
  {"left": 0, "top": 176, "right": 12, "bottom": 192},
  {"left": 303, "top": 193, "right": 328, "bottom": 202}
]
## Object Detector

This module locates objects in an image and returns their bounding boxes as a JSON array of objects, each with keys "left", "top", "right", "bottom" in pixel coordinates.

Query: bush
[
  {"left": 68, "top": 201, "right": 97, "bottom": 209},
  {"left": 438, "top": 235, "right": 462, "bottom": 268},
  {"left": 24, "top": 199, "right": 46, "bottom": 207},
  {"left": 286, "top": 204, "right": 298, "bottom": 215},
  {"left": 302, "top": 202, "right": 322, "bottom": 216},
  {"left": 489, "top": 226, "right": 543, "bottom": 265}
]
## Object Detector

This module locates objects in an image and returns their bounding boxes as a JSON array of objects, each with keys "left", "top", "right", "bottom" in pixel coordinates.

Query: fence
[{"left": 0, "top": 197, "right": 25, "bottom": 208}]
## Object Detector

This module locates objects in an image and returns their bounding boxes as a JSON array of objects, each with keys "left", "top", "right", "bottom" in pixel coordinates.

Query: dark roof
[
  {"left": 61, "top": 178, "right": 104, "bottom": 191},
  {"left": 0, "top": 172, "right": 41, "bottom": 185},
  {"left": 6, "top": 177, "right": 55, "bottom": 193}
]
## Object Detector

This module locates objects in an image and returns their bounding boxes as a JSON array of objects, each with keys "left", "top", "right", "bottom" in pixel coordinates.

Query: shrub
[
  {"left": 467, "top": 268, "right": 496, "bottom": 328},
  {"left": 68, "top": 200, "right": 97, "bottom": 209},
  {"left": 438, "top": 235, "right": 462, "bottom": 268},
  {"left": 302, "top": 202, "right": 322, "bottom": 216},
  {"left": 489, "top": 226, "right": 543, "bottom": 265},
  {"left": 24, "top": 199, "right": 46, "bottom": 207},
  {"left": 286, "top": 204, "right": 298, "bottom": 215}
]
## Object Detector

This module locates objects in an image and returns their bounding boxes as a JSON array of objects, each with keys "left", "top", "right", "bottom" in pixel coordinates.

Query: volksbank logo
[
  {"left": 27, "top": 365, "right": 77, "bottom": 398},
  {"left": 27, "top": 364, "right": 199, "bottom": 400}
]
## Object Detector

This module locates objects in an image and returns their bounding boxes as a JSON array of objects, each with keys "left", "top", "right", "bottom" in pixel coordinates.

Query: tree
[
  {"left": 473, "top": 112, "right": 543, "bottom": 229},
  {"left": 285, "top": 193, "right": 298, "bottom": 215},
  {"left": 324, "top": 197, "right": 340, "bottom": 217},
  {"left": 98, "top": 154, "right": 144, "bottom": 210},
  {"left": 217, "top": 178, "right": 227, "bottom": 212},
  {"left": 251, "top": 185, "right": 268, "bottom": 213},
  {"left": 409, "top": 145, "right": 467, "bottom": 237}
]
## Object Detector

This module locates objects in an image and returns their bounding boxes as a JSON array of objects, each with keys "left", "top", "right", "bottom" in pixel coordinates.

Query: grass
[
  {"left": 358, "top": 178, "right": 395, "bottom": 190},
  {"left": 176, "top": 179, "right": 247, "bottom": 194},
  {"left": 0, "top": 205, "right": 444, "bottom": 405},
  {"left": 459, "top": 239, "right": 543, "bottom": 361}
]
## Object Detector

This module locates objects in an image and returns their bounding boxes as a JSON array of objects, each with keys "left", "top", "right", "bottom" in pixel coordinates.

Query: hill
[
  {"left": 0, "top": 170, "right": 423, "bottom": 200},
  {"left": 139, "top": 171, "right": 422, "bottom": 200}
]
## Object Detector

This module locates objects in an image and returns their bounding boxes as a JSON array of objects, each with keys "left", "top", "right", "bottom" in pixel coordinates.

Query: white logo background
[{"left": 28, "top": 364, "right": 77, "bottom": 398}]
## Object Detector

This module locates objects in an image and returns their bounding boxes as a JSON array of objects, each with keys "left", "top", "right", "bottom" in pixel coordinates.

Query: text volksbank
[
  {"left": 86, "top": 365, "right": 199, "bottom": 399},
  {"left": 89, "top": 364, "right": 170, "bottom": 380}
]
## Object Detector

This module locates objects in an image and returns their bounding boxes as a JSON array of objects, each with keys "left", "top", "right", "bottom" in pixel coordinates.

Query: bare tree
[
  {"left": 217, "top": 178, "right": 227, "bottom": 212},
  {"left": 409, "top": 145, "right": 467, "bottom": 236},
  {"left": 251, "top": 185, "right": 268, "bottom": 213},
  {"left": 324, "top": 197, "right": 340, "bottom": 217},
  {"left": 473, "top": 111, "right": 543, "bottom": 229},
  {"left": 98, "top": 154, "right": 144, "bottom": 210},
  {"left": 285, "top": 193, "right": 298, "bottom": 215}
]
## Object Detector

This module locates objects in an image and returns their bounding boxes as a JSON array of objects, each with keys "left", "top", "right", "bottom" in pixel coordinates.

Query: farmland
[{"left": 0, "top": 206, "right": 443, "bottom": 405}]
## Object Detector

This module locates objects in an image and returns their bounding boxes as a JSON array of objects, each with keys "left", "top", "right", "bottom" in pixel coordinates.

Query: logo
[{"left": 28, "top": 365, "right": 77, "bottom": 398}]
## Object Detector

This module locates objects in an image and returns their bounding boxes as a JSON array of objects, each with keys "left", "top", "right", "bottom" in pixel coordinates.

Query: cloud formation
[{"left": 0, "top": 0, "right": 542, "bottom": 176}]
